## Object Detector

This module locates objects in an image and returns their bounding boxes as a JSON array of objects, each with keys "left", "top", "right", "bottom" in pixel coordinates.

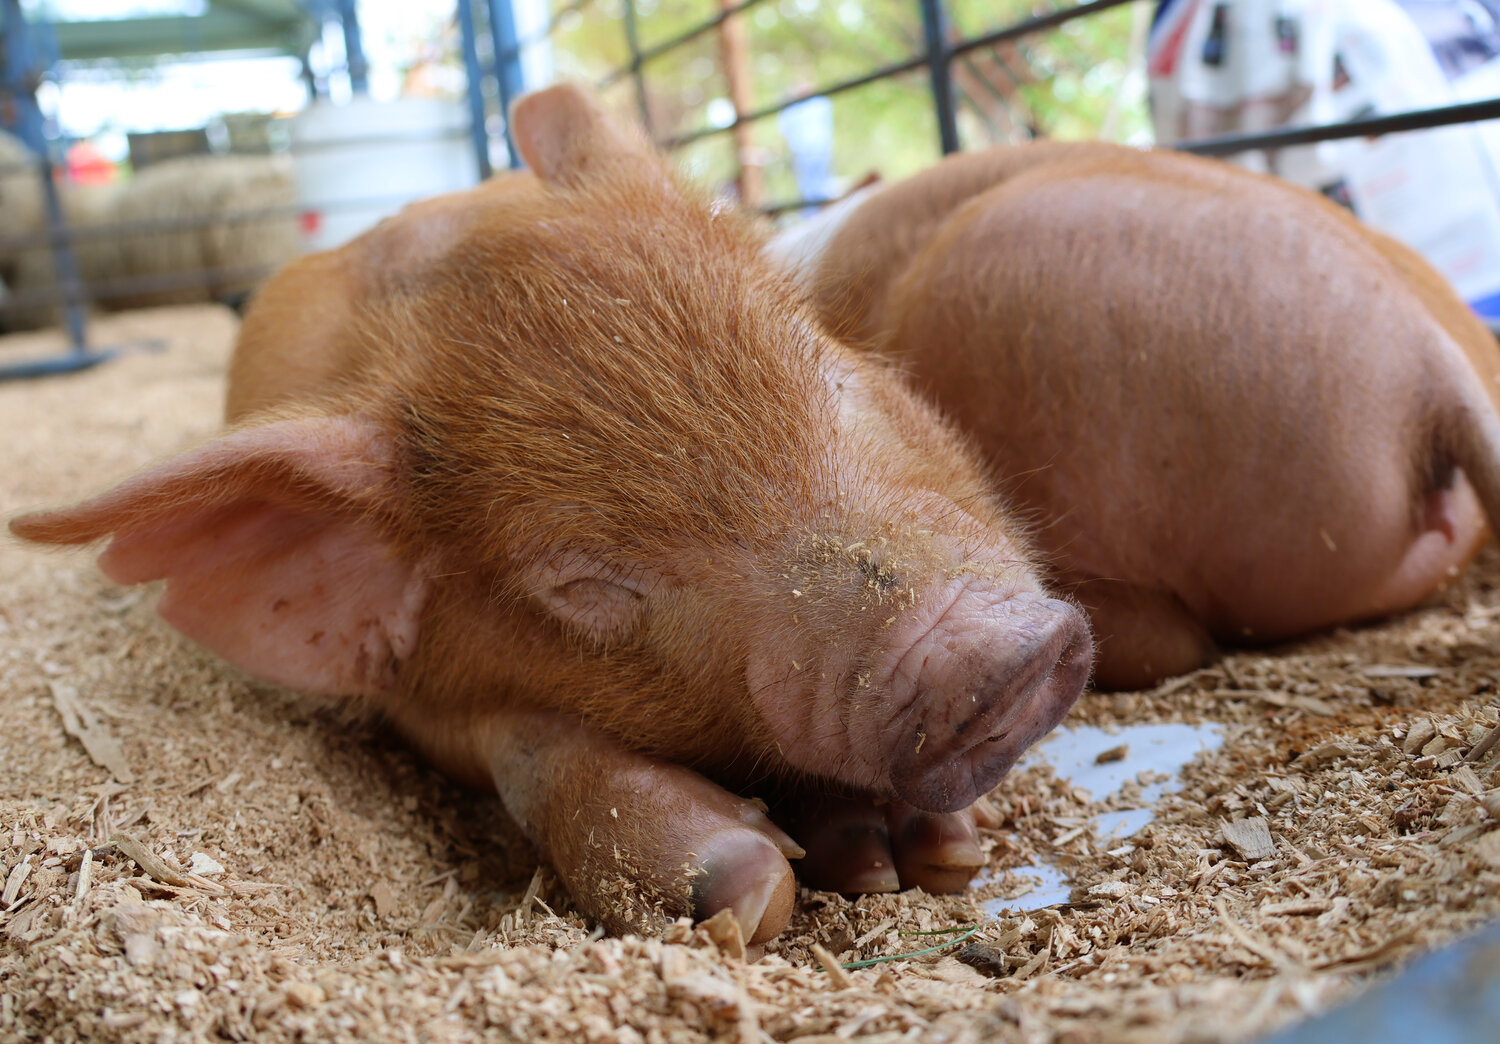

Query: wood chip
[
  {"left": 1215, "top": 898, "right": 1298, "bottom": 972},
  {"left": 700, "top": 907, "right": 746, "bottom": 961},
  {"left": 1260, "top": 898, "right": 1332, "bottom": 916},
  {"left": 369, "top": 882, "right": 396, "bottom": 920},
  {"left": 810, "top": 943, "right": 853, "bottom": 990},
  {"left": 1403, "top": 718, "right": 1438, "bottom": 754},
  {"left": 1222, "top": 817, "right": 1276, "bottom": 861},
  {"left": 853, "top": 918, "right": 895, "bottom": 948},
  {"left": 2, "top": 855, "right": 32, "bottom": 907},
  {"left": 1361, "top": 664, "right": 1441, "bottom": 678},
  {"left": 1312, "top": 927, "right": 1418, "bottom": 972},
  {"left": 1467, "top": 720, "right": 1500, "bottom": 763},
  {"left": 112, "top": 833, "right": 201, "bottom": 890},
  {"left": 1297, "top": 740, "right": 1358, "bottom": 769},
  {"left": 73, "top": 849, "right": 92, "bottom": 907},
  {"left": 284, "top": 982, "right": 325, "bottom": 1008},
  {"left": 1095, "top": 744, "right": 1128, "bottom": 764},
  {"left": 188, "top": 852, "right": 225, "bottom": 877},
  {"left": 48, "top": 682, "right": 134, "bottom": 784},
  {"left": 515, "top": 866, "right": 544, "bottom": 924}
]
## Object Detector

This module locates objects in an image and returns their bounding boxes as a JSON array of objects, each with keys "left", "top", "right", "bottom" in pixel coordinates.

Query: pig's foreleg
[
  {"left": 772, "top": 791, "right": 983, "bottom": 895},
  {"left": 481, "top": 710, "right": 803, "bottom": 943},
  {"left": 1074, "top": 577, "right": 1218, "bottom": 691}
]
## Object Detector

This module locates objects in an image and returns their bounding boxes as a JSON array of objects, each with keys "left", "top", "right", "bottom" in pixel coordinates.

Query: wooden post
[{"left": 717, "top": 0, "right": 763, "bottom": 207}]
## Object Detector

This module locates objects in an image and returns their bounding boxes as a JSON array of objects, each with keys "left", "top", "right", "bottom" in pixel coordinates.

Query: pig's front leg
[
  {"left": 772, "top": 791, "right": 984, "bottom": 896},
  {"left": 481, "top": 710, "right": 803, "bottom": 943},
  {"left": 1073, "top": 577, "right": 1219, "bottom": 690}
]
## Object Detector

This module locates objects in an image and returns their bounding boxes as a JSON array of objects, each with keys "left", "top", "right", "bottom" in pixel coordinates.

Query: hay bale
[
  {"left": 0, "top": 128, "right": 43, "bottom": 248},
  {"left": 4, "top": 180, "right": 121, "bottom": 332},
  {"left": 0, "top": 129, "right": 44, "bottom": 328},
  {"left": 104, "top": 153, "right": 299, "bottom": 311},
  {"left": 4, "top": 152, "right": 300, "bottom": 327}
]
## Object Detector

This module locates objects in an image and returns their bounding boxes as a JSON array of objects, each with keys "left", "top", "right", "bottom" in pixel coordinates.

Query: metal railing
[
  {"left": 10, "top": 0, "right": 1500, "bottom": 380},
  {"left": 564, "top": 0, "right": 1500, "bottom": 215}
]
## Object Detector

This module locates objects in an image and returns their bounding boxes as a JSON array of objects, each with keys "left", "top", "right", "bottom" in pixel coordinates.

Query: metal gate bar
[
  {"left": 601, "top": 0, "right": 1500, "bottom": 216},
  {"left": 1179, "top": 96, "right": 1500, "bottom": 158}
]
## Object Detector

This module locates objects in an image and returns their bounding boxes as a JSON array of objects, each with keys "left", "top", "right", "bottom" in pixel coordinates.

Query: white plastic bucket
[{"left": 290, "top": 96, "right": 478, "bottom": 252}]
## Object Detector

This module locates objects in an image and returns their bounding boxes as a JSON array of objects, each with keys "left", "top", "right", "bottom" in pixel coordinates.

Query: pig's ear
[
  {"left": 510, "top": 84, "right": 658, "bottom": 187},
  {"left": 9, "top": 416, "right": 426, "bottom": 698}
]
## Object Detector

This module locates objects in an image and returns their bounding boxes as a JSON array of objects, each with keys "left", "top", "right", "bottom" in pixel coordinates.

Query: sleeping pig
[
  {"left": 8, "top": 87, "right": 1091, "bottom": 943},
  {"left": 770, "top": 143, "right": 1500, "bottom": 690}
]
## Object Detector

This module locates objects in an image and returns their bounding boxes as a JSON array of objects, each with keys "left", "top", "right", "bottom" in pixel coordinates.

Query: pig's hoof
[
  {"left": 774, "top": 793, "right": 982, "bottom": 895},
  {"left": 693, "top": 830, "right": 799, "bottom": 944},
  {"left": 794, "top": 795, "right": 901, "bottom": 894},
  {"left": 885, "top": 803, "right": 983, "bottom": 894}
]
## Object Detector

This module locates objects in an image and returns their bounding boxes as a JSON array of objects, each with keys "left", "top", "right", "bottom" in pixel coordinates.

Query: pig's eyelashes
[
  {"left": 529, "top": 555, "right": 654, "bottom": 642},
  {"left": 536, "top": 576, "right": 643, "bottom": 639}
]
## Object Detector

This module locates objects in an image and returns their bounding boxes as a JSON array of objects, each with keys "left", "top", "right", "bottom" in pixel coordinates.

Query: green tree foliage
[{"left": 545, "top": 0, "right": 1150, "bottom": 205}]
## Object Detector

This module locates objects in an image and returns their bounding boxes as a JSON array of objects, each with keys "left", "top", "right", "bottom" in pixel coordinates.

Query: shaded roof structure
[{"left": 45, "top": 1, "right": 320, "bottom": 62}]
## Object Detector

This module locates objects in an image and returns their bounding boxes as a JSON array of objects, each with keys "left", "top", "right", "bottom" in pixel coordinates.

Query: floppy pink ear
[
  {"left": 10, "top": 415, "right": 427, "bottom": 697},
  {"left": 510, "top": 83, "right": 659, "bottom": 187}
]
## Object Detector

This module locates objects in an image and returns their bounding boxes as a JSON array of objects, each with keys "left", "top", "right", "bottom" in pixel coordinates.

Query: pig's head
[{"left": 9, "top": 86, "right": 1090, "bottom": 815}]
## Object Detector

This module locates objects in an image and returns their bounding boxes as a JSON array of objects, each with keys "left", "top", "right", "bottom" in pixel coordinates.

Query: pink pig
[
  {"left": 772, "top": 142, "right": 1500, "bottom": 690},
  {"left": 10, "top": 87, "right": 1091, "bottom": 942}
]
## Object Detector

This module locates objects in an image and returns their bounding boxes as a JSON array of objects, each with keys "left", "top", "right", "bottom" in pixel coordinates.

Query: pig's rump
[
  {"left": 791, "top": 142, "right": 1500, "bottom": 688},
  {"left": 888, "top": 160, "right": 1487, "bottom": 634}
]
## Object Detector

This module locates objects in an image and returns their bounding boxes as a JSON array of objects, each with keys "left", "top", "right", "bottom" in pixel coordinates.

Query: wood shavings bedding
[{"left": 3, "top": 307, "right": 1498, "bottom": 1043}]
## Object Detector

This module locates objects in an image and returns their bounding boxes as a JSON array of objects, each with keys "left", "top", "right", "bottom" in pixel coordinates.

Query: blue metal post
[
  {"left": 336, "top": 0, "right": 368, "bottom": 94},
  {"left": 484, "top": 0, "right": 523, "bottom": 168},
  {"left": 0, "top": 0, "right": 114, "bottom": 379},
  {"left": 456, "top": 0, "right": 493, "bottom": 181}
]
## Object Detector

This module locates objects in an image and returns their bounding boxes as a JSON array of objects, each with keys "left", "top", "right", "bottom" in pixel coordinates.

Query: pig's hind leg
[
  {"left": 773, "top": 791, "right": 984, "bottom": 896},
  {"left": 481, "top": 710, "right": 804, "bottom": 943}
]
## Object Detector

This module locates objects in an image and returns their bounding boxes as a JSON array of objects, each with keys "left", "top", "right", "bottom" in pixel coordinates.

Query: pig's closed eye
[{"left": 530, "top": 555, "right": 650, "bottom": 642}]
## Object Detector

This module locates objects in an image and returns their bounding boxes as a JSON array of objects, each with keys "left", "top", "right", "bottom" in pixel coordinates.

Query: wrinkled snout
[{"left": 885, "top": 591, "right": 1091, "bottom": 813}]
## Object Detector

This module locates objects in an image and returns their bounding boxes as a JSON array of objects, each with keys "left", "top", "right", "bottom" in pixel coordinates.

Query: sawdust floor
[{"left": 3, "top": 305, "right": 1500, "bottom": 1044}]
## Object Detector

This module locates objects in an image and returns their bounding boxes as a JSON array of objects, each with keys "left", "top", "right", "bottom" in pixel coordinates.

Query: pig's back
[
  {"left": 880, "top": 147, "right": 1488, "bottom": 641},
  {"left": 805, "top": 142, "right": 1131, "bottom": 343}
]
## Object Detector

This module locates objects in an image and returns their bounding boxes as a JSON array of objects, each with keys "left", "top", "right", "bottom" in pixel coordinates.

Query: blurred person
[{"left": 1150, "top": 0, "right": 1500, "bottom": 322}]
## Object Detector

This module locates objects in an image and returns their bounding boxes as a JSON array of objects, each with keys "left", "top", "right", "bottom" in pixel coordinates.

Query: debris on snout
[
  {"left": 1221, "top": 817, "right": 1276, "bottom": 861},
  {"left": 1094, "top": 744, "right": 1128, "bottom": 764}
]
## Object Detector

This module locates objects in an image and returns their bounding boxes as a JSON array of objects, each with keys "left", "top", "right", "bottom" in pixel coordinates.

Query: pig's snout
[{"left": 885, "top": 592, "right": 1091, "bottom": 813}]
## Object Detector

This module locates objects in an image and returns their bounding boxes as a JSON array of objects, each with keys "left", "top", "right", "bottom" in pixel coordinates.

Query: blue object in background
[
  {"left": 777, "top": 94, "right": 835, "bottom": 207},
  {"left": 1259, "top": 919, "right": 1500, "bottom": 1044}
]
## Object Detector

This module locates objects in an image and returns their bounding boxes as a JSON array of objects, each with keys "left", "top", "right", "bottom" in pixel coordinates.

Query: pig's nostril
[{"left": 887, "top": 595, "right": 1093, "bottom": 813}]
